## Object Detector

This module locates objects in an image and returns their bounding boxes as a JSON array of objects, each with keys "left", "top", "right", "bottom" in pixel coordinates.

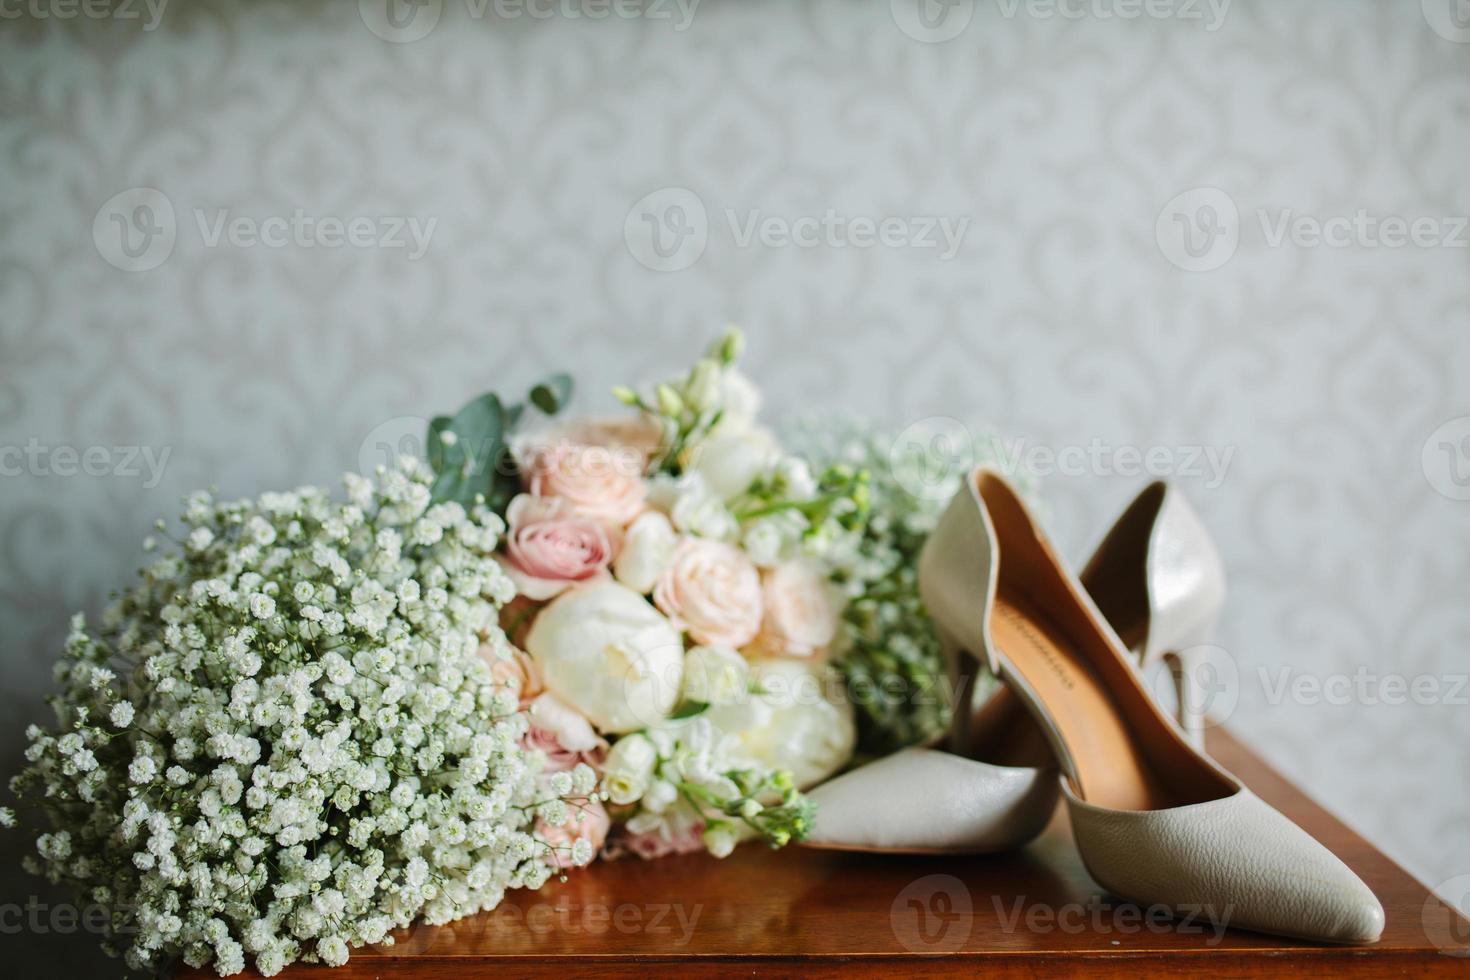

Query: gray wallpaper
[{"left": 2, "top": 0, "right": 1469, "bottom": 970}]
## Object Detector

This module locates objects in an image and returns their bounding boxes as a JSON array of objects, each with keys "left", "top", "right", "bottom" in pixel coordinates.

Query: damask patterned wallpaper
[{"left": 2, "top": 0, "right": 1468, "bottom": 970}]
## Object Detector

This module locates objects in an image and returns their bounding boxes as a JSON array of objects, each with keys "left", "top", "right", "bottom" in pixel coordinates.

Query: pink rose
[
  {"left": 750, "top": 559, "right": 839, "bottom": 658},
  {"left": 653, "top": 538, "right": 763, "bottom": 648},
  {"left": 537, "top": 798, "right": 611, "bottom": 869},
  {"left": 522, "top": 442, "right": 647, "bottom": 527},
  {"left": 617, "top": 822, "right": 706, "bottom": 861},
  {"left": 477, "top": 643, "right": 542, "bottom": 708},
  {"left": 523, "top": 693, "right": 606, "bottom": 772},
  {"left": 500, "top": 494, "right": 612, "bottom": 600}
]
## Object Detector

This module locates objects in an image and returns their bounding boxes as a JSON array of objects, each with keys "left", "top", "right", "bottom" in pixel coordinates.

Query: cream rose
[
  {"left": 500, "top": 494, "right": 612, "bottom": 600},
  {"left": 613, "top": 511, "right": 678, "bottom": 594},
  {"left": 522, "top": 441, "right": 646, "bottom": 527},
  {"left": 653, "top": 538, "right": 763, "bottom": 648},
  {"left": 704, "top": 658, "right": 855, "bottom": 790},
  {"left": 751, "top": 559, "right": 839, "bottom": 658},
  {"left": 525, "top": 582, "right": 684, "bottom": 733}
]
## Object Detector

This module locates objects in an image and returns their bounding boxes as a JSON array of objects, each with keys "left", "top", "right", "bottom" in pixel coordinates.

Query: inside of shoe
[{"left": 975, "top": 472, "right": 1232, "bottom": 811}]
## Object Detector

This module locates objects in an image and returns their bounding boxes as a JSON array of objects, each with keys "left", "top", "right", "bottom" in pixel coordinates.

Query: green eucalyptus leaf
[
  {"left": 668, "top": 700, "right": 710, "bottom": 721},
  {"left": 528, "top": 373, "right": 573, "bottom": 416},
  {"left": 426, "top": 415, "right": 453, "bottom": 473}
]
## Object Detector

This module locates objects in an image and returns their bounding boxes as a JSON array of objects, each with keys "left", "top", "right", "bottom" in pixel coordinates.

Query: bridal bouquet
[
  {"left": 5, "top": 327, "right": 965, "bottom": 976},
  {"left": 425, "top": 329, "right": 866, "bottom": 859}
]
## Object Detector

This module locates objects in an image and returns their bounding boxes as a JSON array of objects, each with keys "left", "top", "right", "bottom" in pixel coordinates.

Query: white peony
[
  {"left": 704, "top": 658, "right": 855, "bottom": 790},
  {"left": 613, "top": 511, "right": 678, "bottom": 594},
  {"left": 525, "top": 582, "right": 684, "bottom": 734}
]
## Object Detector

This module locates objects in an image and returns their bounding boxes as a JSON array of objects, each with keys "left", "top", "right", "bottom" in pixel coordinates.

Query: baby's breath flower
[{"left": 6, "top": 457, "right": 570, "bottom": 977}]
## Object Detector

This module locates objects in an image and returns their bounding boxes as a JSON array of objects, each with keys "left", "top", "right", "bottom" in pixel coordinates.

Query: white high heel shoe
[
  {"left": 807, "top": 480, "right": 1224, "bottom": 854},
  {"left": 917, "top": 467, "right": 1382, "bottom": 944},
  {"left": 1080, "top": 481, "right": 1225, "bottom": 746}
]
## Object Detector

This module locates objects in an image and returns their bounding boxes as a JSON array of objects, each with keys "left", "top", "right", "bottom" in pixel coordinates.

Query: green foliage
[{"left": 424, "top": 375, "right": 574, "bottom": 513}]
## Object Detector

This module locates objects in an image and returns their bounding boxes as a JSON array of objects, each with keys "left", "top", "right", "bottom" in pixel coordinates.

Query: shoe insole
[{"left": 989, "top": 588, "right": 1175, "bottom": 811}]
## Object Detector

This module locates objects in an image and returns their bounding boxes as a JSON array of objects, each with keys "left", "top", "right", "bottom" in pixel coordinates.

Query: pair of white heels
[{"left": 806, "top": 468, "right": 1384, "bottom": 946}]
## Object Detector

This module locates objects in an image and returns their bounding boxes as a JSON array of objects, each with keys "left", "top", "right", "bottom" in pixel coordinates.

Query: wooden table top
[{"left": 172, "top": 729, "right": 1470, "bottom": 978}]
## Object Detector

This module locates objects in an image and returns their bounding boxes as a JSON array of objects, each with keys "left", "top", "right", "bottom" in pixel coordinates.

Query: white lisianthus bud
[
  {"left": 703, "top": 822, "right": 738, "bottom": 858},
  {"left": 681, "top": 645, "right": 749, "bottom": 705},
  {"left": 613, "top": 511, "right": 678, "bottom": 594},
  {"left": 684, "top": 359, "right": 722, "bottom": 412},
  {"left": 601, "top": 734, "right": 658, "bottom": 805}
]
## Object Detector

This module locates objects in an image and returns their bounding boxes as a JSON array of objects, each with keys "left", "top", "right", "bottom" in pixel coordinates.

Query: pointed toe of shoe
[
  {"left": 1064, "top": 784, "right": 1384, "bottom": 945},
  {"left": 804, "top": 748, "right": 1056, "bottom": 854}
]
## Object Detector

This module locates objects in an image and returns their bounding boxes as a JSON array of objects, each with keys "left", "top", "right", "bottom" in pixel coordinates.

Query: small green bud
[
  {"left": 685, "top": 359, "right": 721, "bottom": 412},
  {"left": 611, "top": 385, "right": 641, "bottom": 406},
  {"left": 714, "top": 326, "right": 744, "bottom": 364},
  {"left": 655, "top": 383, "right": 684, "bottom": 417}
]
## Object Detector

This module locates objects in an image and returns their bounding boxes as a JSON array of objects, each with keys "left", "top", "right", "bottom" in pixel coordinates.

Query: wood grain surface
[{"left": 170, "top": 729, "right": 1470, "bottom": 978}]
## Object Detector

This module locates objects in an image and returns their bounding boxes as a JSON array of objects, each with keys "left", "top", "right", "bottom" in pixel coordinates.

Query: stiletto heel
[
  {"left": 919, "top": 466, "right": 1383, "bottom": 945},
  {"left": 1164, "top": 646, "right": 1211, "bottom": 746}
]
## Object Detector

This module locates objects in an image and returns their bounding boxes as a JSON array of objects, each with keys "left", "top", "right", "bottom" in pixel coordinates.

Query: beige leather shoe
[
  {"left": 918, "top": 466, "right": 1383, "bottom": 945},
  {"left": 1080, "top": 481, "right": 1226, "bottom": 746},
  {"left": 807, "top": 480, "right": 1225, "bottom": 854}
]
